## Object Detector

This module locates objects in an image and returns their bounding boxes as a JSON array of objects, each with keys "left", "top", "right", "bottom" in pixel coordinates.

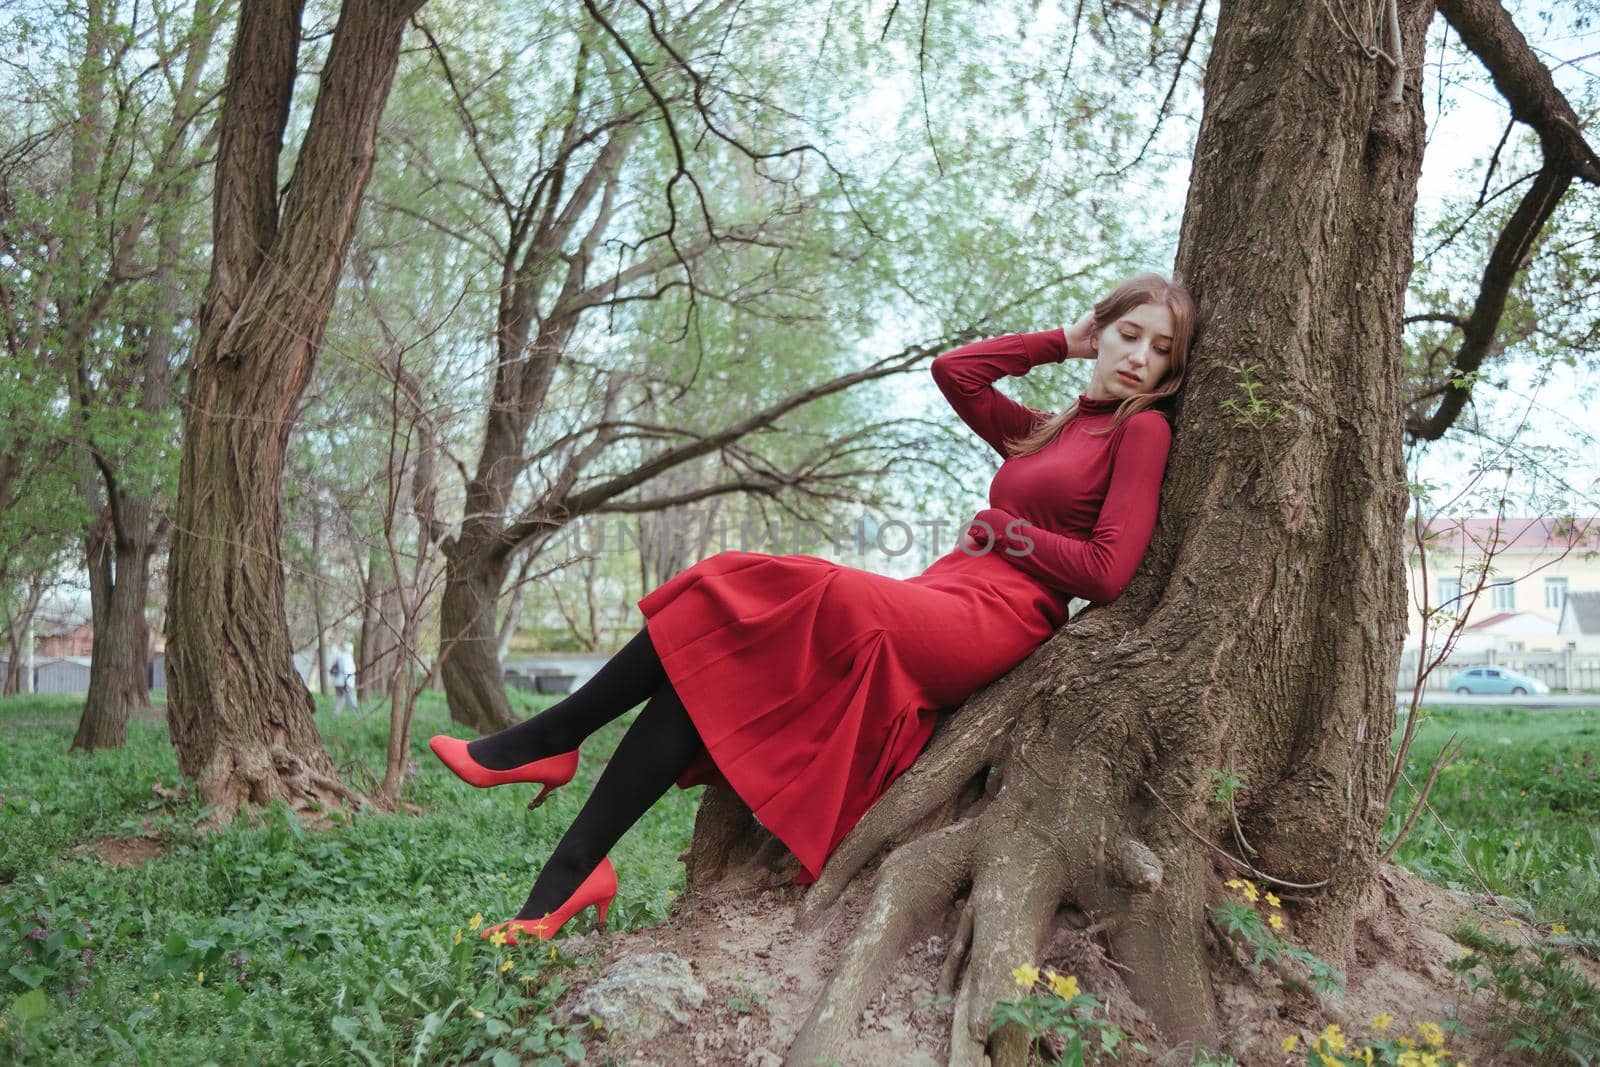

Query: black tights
[{"left": 470, "top": 626, "right": 703, "bottom": 921}]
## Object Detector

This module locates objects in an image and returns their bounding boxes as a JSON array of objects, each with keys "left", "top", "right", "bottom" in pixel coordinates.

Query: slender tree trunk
[
  {"left": 3, "top": 572, "right": 47, "bottom": 696},
  {"left": 781, "top": 0, "right": 1433, "bottom": 1058},
  {"left": 439, "top": 541, "right": 516, "bottom": 731},
  {"left": 495, "top": 550, "right": 536, "bottom": 664},
  {"left": 164, "top": 0, "right": 424, "bottom": 826},
  {"left": 69, "top": 38, "right": 194, "bottom": 749},
  {"left": 310, "top": 507, "right": 331, "bottom": 697},
  {"left": 72, "top": 504, "right": 154, "bottom": 750},
  {"left": 358, "top": 551, "right": 402, "bottom": 703}
]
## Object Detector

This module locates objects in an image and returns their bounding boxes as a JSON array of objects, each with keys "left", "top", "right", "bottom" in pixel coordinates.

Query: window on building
[
  {"left": 1491, "top": 581, "right": 1516, "bottom": 612},
  {"left": 1437, "top": 577, "right": 1462, "bottom": 607},
  {"left": 1545, "top": 577, "right": 1568, "bottom": 611}
]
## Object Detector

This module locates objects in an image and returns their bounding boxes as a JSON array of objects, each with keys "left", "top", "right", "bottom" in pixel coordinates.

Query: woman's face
[{"left": 1084, "top": 302, "right": 1175, "bottom": 402}]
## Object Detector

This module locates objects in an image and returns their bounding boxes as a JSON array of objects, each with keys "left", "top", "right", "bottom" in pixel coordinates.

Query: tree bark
[
  {"left": 782, "top": 0, "right": 1434, "bottom": 1059},
  {"left": 439, "top": 545, "right": 516, "bottom": 731},
  {"left": 164, "top": 0, "right": 424, "bottom": 826},
  {"left": 72, "top": 505, "right": 154, "bottom": 750}
]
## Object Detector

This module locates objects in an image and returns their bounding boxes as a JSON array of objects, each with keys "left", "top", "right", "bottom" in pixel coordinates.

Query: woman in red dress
[{"left": 430, "top": 272, "right": 1196, "bottom": 942}]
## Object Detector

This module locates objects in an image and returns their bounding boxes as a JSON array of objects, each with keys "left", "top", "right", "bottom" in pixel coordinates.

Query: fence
[{"left": 1398, "top": 648, "right": 1600, "bottom": 693}]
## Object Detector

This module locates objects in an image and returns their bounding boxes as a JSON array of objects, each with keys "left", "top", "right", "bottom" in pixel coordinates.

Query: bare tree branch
[{"left": 1404, "top": 0, "right": 1600, "bottom": 442}]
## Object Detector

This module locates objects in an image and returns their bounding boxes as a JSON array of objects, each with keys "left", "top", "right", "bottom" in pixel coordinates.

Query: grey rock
[{"left": 567, "top": 952, "right": 707, "bottom": 1041}]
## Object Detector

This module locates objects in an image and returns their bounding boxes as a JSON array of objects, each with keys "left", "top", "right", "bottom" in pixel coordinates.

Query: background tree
[
  {"left": 0, "top": 0, "right": 227, "bottom": 749},
  {"left": 163, "top": 0, "right": 426, "bottom": 824}
]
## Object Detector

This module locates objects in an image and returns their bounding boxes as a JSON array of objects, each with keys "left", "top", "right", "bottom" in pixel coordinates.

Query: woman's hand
[
  {"left": 1063, "top": 312, "right": 1098, "bottom": 360},
  {"left": 961, "top": 507, "right": 1012, "bottom": 552}
]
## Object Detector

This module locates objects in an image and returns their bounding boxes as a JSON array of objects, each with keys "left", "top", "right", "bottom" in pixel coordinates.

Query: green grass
[
  {"left": 0, "top": 689, "right": 700, "bottom": 1064},
  {"left": 2, "top": 695, "right": 1596, "bottom": 1063},
  {"left": 1387, "top": 703, "right": 1600, "bottom": 949}
]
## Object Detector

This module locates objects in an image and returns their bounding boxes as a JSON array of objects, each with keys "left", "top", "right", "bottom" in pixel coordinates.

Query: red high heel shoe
[
  {"left": 427, "top": 735, "right": 579, "bottom": 808},
  {"left": 481, "top": 858, "right": 618, "bottom": 945}
]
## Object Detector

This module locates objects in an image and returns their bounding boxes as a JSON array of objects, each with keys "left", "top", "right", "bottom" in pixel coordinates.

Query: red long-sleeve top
[{"left": 930, "top": 329, "right": 1173, "bottom": 603}]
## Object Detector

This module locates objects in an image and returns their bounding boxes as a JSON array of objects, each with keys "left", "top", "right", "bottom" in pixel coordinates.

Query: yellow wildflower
[
  {"left": 548, "top": 946, "right": 558, "bottom": 960},
  {"left": 467, "top": 1007, "right": 485, "bottom": 1019},
  {"left": 1318, "top": 1023, "right": 1347, "bottom": 1053},
  {"left": 1011, "top": 963, "right": 1041, "bottom": 989},
  {"left": 468, "top": 912, "right": 483, "bottom": 931},
  {"left": 1360, "top": 1049, "right": 1375, "bottom": 1066},
  {"left": 1268, "top": 913, "right": 1285, "bottom": 931},
  {"left": 1417, "top": 1021, "right": 1447, "bottom": 1048},
  {"left": 488, "top": 930, "right": 509, "bottom": 948},
  {"left": 1397, "top": 1052, "right": 1422, "bottom": 1067},
  {"left": 1550, "top": 924, "right": 1567, "bottom": 934},
  {"left": 1265, "top": 891, "right": 1282, "bottom": 908},
  {"left": 500, "top": 959, "right": 515, "bottom": 973},
  {"left": 452, "top": 928, "right": 462, "bottom": 946},
  {"left": 1319, "top": 1053, "right": 1341, "bottom": 1067},
  {"left": 1224, "top": 878, "right": 1246, "bottom": 890},
  {"left": 1281, "top": 1034, "right": 1300, "bottom": 1052},
  {"left": 1372, "top": 1013, "right": 1394, "bottom": 1031},
  {"left": 1046, "top": 971, "right": 1079, "bottom": 1000},
  {"left": 151, "top": 992, "right": 160, "bottom": 1004},
  {"left": 196, "top": 970, "right": 205, "bottom": 985}
]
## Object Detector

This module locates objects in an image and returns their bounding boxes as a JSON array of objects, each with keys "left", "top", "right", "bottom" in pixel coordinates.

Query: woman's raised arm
[{"left": 931, "top": 328, "right": 1068, "bottom": 459}]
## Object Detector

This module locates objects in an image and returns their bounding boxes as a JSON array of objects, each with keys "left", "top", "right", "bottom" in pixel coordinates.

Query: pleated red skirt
[{"left": 637, "top": 547, "right": 1072, "bottom": 882}]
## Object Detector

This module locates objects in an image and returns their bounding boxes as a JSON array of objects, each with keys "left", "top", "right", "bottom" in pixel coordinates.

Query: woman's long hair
[{"left": 1003, "top": 272, "right": 1196, "bottom": 458}]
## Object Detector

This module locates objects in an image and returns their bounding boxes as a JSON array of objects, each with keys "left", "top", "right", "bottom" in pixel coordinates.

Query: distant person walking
[{"left": 330, "top": 639, "right": 358, "bottom": 713}]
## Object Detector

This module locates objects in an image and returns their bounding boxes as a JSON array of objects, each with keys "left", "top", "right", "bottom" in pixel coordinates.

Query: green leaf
[
  {"left": 8, "top": 963, "right": 50, "bottom": 989},
  {"left": 10, "top": 988, "right": 47, "bottom": 1024}
]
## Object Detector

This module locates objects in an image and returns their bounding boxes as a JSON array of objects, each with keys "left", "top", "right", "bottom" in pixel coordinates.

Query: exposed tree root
[
  {"left": 194, "top": 739, "right": 368, "bottom": 832},
  {"left": 787, "top": 820, "right": 979, "bottom": 1066},
  {"left": 1102, "top": 840, "right": 1217, "bottom": 1049},
  {"left": 954, "top": 825, "right": 1072, "bottom": 1067}
]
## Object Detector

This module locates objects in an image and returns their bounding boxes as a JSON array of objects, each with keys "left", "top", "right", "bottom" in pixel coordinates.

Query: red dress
[{"left": 637, "top": 329, "right": 1173, "bottom": 880}]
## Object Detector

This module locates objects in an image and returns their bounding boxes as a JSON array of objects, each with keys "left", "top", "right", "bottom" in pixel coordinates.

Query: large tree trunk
[
  {"left": 778, "top": 1, "right": 1432, "bottom": 1060},
  {"left": 72, "top": 504, "right": 154, "bottom": 750},
  {"left": 164, "top": 0, "right": 423, "bottom": 826}
]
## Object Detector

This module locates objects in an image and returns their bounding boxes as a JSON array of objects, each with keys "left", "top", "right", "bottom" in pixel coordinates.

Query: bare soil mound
[{"left": 554, "top": 862, "right": 1591, "bottom": 1065}]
